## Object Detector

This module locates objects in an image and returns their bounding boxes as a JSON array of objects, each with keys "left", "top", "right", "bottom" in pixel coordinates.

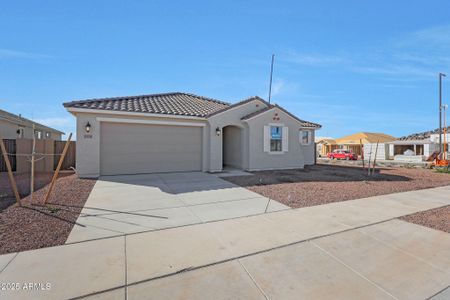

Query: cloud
[
  {"left": 407, "top": 25, "right": 450, "bottom": 48},
  {"left": 280, "top": 51, "right": 345, "bottom": 66},
  {"left": 34, "top": 117, "right": 73, "bottom": 128},
  {"left": 352, "top": 65, "right": 435, "bottom": 78},
  {"left": 278, "top": 25, "right": 450, "bottom": 80},
  {"left": 0, "top": 48, "right": 52, "bottom": 59}
]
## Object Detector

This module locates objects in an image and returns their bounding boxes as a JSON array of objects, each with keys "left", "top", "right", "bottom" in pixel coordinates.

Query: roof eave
[{"left": 65, "top": 107, "right": 208, "bottom": 121}]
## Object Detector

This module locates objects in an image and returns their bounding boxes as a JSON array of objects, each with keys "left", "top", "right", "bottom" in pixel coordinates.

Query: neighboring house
[
  {"left": 0, "top": 109, "right": 63, "bottom": 140},
  {"left": 334, "top": 132, "right": 396, "bottom": 159},
  {"left": 315, "top": 137, "right": 337, "bottom": 157},
  {"left": 387, "top": 127, "right": 450, "bottom": 162},
  {"left": 64, "top": 92, "right": 321, "bottom": 178}
]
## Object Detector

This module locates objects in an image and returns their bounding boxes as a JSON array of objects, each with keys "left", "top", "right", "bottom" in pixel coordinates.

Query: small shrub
[
  {"left": 435, "top": 168, "right": 450, "bottom": 174},
  {"left": 47, "top": 206, "right": 60, "bottom": 213}
]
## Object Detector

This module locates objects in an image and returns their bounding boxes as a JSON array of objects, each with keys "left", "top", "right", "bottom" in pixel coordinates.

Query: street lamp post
[{"left": 439, "top": 73, "right": 446, "bottom": 154}]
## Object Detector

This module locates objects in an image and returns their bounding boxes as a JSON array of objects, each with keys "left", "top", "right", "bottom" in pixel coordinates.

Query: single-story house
[
  {"left": 0, "top": 109, "right": 63, "bottom": 140},
  {"left": 64, "top": 92, "right": 321, "bottom": 178}
]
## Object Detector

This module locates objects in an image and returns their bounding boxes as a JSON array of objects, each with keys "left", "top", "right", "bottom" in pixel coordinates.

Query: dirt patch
[
  {"left": 0, "top": 174, "right": 96, "bottom": 254},
  {"left": 223, "top": 164, "right": 450, "bottom": 208},
  {"left": 400, "top": 206, "right": 450, "bottom": 233}
]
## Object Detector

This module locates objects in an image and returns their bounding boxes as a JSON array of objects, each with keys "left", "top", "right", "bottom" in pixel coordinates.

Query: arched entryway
[{"left": 222, "top": 125, "right": 243, "bottom": 169}]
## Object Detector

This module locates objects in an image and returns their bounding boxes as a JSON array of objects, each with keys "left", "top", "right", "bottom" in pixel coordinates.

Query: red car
[{"left": 327, "top": 149, "right": 358, "bottom": 160}]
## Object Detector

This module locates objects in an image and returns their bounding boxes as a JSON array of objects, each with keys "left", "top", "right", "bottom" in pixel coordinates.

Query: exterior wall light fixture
[
  {"left": 215, "top": 127, "right": 221, "bottom": 136},
  {"left": 85, "top": 122, "right": 92, "bottom": 133}
]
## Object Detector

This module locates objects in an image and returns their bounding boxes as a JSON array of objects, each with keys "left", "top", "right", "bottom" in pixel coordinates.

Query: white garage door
[{"left": 100, "top": 122, "right": 202, "bottom": 175}]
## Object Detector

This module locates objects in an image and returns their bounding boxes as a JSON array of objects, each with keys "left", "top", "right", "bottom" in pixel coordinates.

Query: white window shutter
[
  {"left": 282, "top": 127, "right": 289, "bottom": 152},
  {"left": 263, "top": 126, "right": 269, "bottom": 152}
]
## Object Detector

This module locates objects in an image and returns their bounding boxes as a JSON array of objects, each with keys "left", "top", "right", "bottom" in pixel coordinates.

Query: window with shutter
[{"left": 270, "top": 126, "right": 282, "bottom": 152}]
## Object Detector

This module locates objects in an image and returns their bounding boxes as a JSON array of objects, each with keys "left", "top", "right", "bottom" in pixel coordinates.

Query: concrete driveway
[{"left": 67, "top": 172, "right": 288, "bottom": 243}]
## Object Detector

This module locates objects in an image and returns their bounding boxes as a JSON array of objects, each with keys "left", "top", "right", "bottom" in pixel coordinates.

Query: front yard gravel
[
  {"left": 223, "top": 164, "right": 450, "bottom": 209},
  {"left": 400, "top": 205, "right": 450, "bottom": 233},
  {"left": 0, "top": 174, "right": 96, "bottom": 254}
]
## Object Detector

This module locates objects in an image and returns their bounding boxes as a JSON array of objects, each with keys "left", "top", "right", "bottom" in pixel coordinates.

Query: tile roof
[
  {"left": 63, "top": 92, "right": 230, "bottom": 118},
  {"left": 63, "top": 92, "right": 321, "bottom": 129},
  {"left": 241, "top": 104, "right": 322, "bottom": 128},
  {"left": 398, "top": 126, "right": 450, "bottom": 141}
]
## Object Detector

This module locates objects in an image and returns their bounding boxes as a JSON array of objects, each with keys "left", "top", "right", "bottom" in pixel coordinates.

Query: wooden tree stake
[
  {"left": 0, "top": 136, "right": 21, "bottom": 206},
  {"left": 372, "top": 140, "right": 380, "bottom": 175},
  {"left": 44, "top": 133, "right": 72, "bottom": 204},
  {"left": 360, "top": 139, "right": 365, "bottom": 171}
]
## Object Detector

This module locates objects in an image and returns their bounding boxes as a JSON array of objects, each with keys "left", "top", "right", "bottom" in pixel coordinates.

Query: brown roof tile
[{"left": 63, "top": 92, "right": 230, "bottom": 118}]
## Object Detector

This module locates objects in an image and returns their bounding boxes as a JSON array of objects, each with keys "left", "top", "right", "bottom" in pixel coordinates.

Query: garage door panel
[{"left": 100, "top": 123, "right": 202, "bottom": 175}]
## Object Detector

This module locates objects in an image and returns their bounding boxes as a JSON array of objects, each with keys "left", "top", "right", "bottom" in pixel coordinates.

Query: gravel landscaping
[
  {"left": 400, "top": 205, "right": 450, "bottom": 233},
  {"left": 0, "top": 172, "right": 73, "bottom": 210},
  {"left": 223, "top": 164, "right": 450, "bottom": 208},
  {"left": 0, "top": 174, "right": 96, "bottom": 254}
]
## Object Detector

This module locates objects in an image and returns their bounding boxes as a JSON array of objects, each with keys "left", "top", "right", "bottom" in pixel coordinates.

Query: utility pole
[
  {"left": 439, "top": 73, "right": 446, "bottom": 154},
  {"left": 268, "top": 54, "right": 275, "bottom": 104}
]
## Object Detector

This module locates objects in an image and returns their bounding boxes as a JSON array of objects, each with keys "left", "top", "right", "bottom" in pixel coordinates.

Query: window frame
[
  {"left": 300, "top": 130, "right": 311, "bottom": 145},
  {"left": 268, "top": 125, "right": 284, "bottom": 153},
  {"left": 35, "top": 130, "right": 43, "bottom": 140}
]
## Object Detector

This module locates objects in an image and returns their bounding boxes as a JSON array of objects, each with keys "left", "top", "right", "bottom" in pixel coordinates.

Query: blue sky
[{"left": 1, "top": 1, "right": 450, "bottom": 139}]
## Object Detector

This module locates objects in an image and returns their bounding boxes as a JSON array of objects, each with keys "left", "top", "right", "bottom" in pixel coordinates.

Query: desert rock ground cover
[
  {"left": 224, "top": 164, "right": 450, "bottom": 208},
  {"left": 0, "top": 174, "right": 96, "bottom": 254}
]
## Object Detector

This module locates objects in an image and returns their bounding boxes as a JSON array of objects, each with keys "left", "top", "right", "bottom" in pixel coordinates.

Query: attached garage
[{"left": 100, "top": 122, "right": 203, "bottom": 175}]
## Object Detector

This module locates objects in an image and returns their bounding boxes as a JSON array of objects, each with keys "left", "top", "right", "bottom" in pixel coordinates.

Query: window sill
[{"left": 268, "top": 151, "right": 286, "bottom": 155}]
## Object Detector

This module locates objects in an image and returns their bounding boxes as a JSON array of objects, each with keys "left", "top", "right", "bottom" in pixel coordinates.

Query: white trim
[
  {"left": 67, "top": 107, "right": 206, "bottom": 121},
  {"left": 243, "top": 107, "right": 319, "bottom": 129},
  {"left": 96, "top": 117, "right": 206, "bottom": 127},
  {"left": 282, "top": 126, "right": 289, "bottom": 152},
  {"left": 268, "top": 151, "right": 285, "bottom": 155},
  {"left": 300, "top": 130, "right": 312, "bottom": 145}
]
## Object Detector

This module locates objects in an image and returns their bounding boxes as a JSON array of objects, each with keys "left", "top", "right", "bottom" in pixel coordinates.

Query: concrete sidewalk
[{"left": 0, "top": 186, "right": 449, "bottom": 299}]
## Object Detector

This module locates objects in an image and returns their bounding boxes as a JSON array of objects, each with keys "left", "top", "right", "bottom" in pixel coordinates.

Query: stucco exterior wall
[
  {"left": 302, "top": 129, "right": 315, "bottom": 165},
  {"left": 245, "top": 108, "right": 313, "bottom": 171},
  {"left": 207, "top": 99, "right": 268, "bottom": 172},
  {"left": 0, "top": 119, "right": 62, "bottom": 140},
  {"left": 73, "top": 111, "right": 207, "bottom": 178}
]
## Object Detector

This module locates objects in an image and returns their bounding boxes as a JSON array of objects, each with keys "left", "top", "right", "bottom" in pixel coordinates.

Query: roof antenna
[{"left": 268, "top": 54, "right": 275, "bottom": 104}]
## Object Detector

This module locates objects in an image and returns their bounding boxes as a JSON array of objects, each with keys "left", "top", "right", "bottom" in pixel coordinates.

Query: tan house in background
[
  {"left": 0, "top": 109, "right": 63, "bottom": 140},
  {"left": 316, "top": 137, "right": 338, "bottom": 157},
  {"left": 0, "top": 109, "right": 66, "bottom": 173},
  {"left": 316, "top": 132, "right": 396, "bottom": 158},
  {"left": 334, "top": 132, "right": 396, "bottom": 156}
]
